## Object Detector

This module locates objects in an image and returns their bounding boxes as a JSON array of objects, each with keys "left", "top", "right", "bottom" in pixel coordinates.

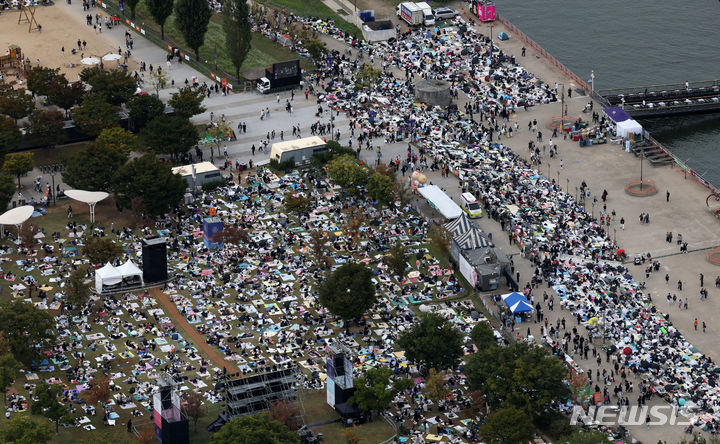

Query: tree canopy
[
  {"left": 327, "top": 154, "right": 368, "bottom": 195},
  {"left": 25, "top": 67, "right": 61, "bottom": 97},
  {"left": 210, "top": 413, "right": 299, "bottom": 444},
  {"left": 465, "top": 341, "right": 569, "bottom": 414},
  {"left": 47, "top": 79, "right": 85, "bottom": 117},
  {"left": 95, "top": 127, "right": 139, "bottom": 153},
  {"left": 2, "top": 152, "right": 34, "bottom": 189},
  {"left": 318, "top": 262, "right": 376, "bottom": 321},
  {"left": 175, "top": 0, "right": 212, "bottom": 60},
  {"left": 0, "top": 117, "right": 22, "bottom": 157},
  {"left": 112, "top": 154, "right": 187, "bottom": 216},
  {"left": 0, "top": 415, "right": 53, "bottom": 444},
  {"left": 31, "top": 382, "right": 68, "bottom": 434},
  {"left": 0, "top": 173, "right": 16, "bottom": 210},
  {"left": 222, "top": 0, "right": 252, "bottom": 80},
  {"left": 127, "top": 93, "right": 165, "bottom": 130},
  {"left": 397, "top": 313, "right": 464, "bottom": 372},
  {"left": 470, "top": 322, "right": 498, "bottom": 351},
  {"left": 0, "top": 300, "right": 54, "bottom": 365},
  {"left": 146, "top": 0, "right": 175, "bottom": 39},
  {"left": 382, "top": 243, "right": 407, "bottom": 278},
  {"left": 0, "top": 88, "right": 35, "bottom": 123},
  {"left": 479, "top": 407, "right": 534, "bottom": 444},
  {"left": 83, "top": 237, "right": 124, "bottom": 265},
  {"left": 25, "top": 109, "right": 67, "bottom": 148},
  {"left": 168, "top": 86, "right": 206, "bottom": 118},
  {"left": 79, "top": 68, "right": 136, "bottom": 106},
  {"left": 141, "top": 115, "right": 198, "bottom": 159},
  {"left": 66, "top": 267, "right": 92, "bottom": 309},
  {"left": 62, "top": 140, "right": 128, "bottom": 192},
  {"left": 72, "top": 94, "right": 120, "bottom": 138},
  {"left": 349, "top": 367, "right": 412, "bottom": 413},
  {"left": 367, "top": 171, "right": 394, "bottom": 205}
]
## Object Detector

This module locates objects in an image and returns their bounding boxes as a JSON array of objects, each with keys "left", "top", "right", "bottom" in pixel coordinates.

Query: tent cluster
[{"left": 95, "top": 261, "right": 144, "bottom": 293}]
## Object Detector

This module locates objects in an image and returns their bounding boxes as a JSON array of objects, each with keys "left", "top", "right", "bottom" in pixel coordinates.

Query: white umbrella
[
  {"left": 102, "top": 53, "right": 121, "bottom": 61},
  {"left": 33, "top": 232, "right": 45, "bottom": 239},
  {"left": 81, "top": 57, "right": 100, "bottom": 65}
]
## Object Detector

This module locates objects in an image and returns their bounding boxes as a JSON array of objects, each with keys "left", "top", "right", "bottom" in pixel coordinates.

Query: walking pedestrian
[
  {"left": 694, "top": 318, "right": 698, "bottom": 331},
  {"left": 666, "top": 190, "right": 670, "bottom": 202}
]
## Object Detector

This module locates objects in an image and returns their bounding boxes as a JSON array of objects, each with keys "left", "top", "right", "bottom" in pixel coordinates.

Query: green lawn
[
  {"left": 116, "top": 0, "right": 313, "bottom": 80},
  {"left": 257, "top": 0, "right": 361, "bottom": 38}
]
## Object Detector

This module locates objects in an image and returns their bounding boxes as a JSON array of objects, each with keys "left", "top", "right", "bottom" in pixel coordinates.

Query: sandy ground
[{"left": 0, "top": 3, "right": 137, "bottom": 83}]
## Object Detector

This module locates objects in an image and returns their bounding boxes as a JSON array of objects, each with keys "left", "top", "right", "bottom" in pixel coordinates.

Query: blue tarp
[
  {"left": 603, "top": 106, "right": 632, "bottom": 123},
  {"left": 497, "top": 32, "right": 510, "bottom": 40},
  {"left": 501, "top": 292, "right": 534, "bottom": 313}
]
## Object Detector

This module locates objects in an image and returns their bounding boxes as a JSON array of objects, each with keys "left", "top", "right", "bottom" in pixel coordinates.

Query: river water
[{"left": 496, "top": 0, "right": 720, "bottom": 186}]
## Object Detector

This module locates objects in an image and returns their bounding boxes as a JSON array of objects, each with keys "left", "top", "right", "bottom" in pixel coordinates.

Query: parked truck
[
  {"left": 256, "top": 60, "right": 302, "bottom": 94},
  {"left": 396, "top": 2, "right": 434, "bottom": 26}
]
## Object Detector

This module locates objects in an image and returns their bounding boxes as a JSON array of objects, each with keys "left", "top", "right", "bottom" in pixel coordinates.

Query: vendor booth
[
  {"left": 95, "top": 261, "right": 144, "bottom": 293},
  {"left": 501, "top": 291, "right": 533, "bottom": 315},
  {"left": 418, "top": 185, "right": 463, "bottom": 220},
  {"left": 604, "top": 106, "right": 643, "bottom": 139}
]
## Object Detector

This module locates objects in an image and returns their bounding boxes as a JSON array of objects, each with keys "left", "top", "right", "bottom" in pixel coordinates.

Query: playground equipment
[{"left": 18, "top": 4, "right": 40, "bottom": 33}]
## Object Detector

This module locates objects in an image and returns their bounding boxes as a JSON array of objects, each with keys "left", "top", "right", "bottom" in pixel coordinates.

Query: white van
[{"left": 461, "top": 192, "right": 483, "bottom": 218}]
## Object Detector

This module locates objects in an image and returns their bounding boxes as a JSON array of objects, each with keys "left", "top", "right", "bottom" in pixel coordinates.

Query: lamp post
[
  {"left": 566, "top": 177, "right": 569, "bottom": 192},
  {"left": 592, "top": 201, "right": 596, "bottom": 219},
  {"left": 575, "top": 186, "right": 578, "bottom": 202},
  {"left": 331, "top": 112, "right": 335, "bottom": 141},
  {"left": 614, "top": 228, "right": 617, "bottom": 243},
  {"left": 557, "top": 170, "right": 560, "bottom": 185},
  {"left": 50, "top": 170, "right": 56, "bottom": 206},
  {"left": 590, "top": 70, "right": 595, "bottom": 95},
  {"left": 489, "top": 23, "right": 494, "bottom": 59}
]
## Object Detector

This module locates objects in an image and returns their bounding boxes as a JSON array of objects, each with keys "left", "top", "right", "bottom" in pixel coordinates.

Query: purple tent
[{"left": 603, "top": 106, "right": 632, "bottom": 123}]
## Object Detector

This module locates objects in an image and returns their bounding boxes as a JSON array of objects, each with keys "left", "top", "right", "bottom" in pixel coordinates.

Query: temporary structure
[
  {"left": 117, "top": 260, "right": 144, "bottom": 286},
  {"left": 501, "top": 292, "right": 534, "bottom": 314},
  {"left": 418, "top": 185, "right": 463, "bottom": 219},
  {"left": 95, "top": 262, "right": 123, "bottom": 293}
]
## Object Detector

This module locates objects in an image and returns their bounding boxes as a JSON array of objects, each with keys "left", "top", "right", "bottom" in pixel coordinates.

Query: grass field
[
  {"left": 256, "top": 0, "right": 361, "bottom": 38},
  {"left": 116, "top": 0, "right": 313, "bottom": 79}
]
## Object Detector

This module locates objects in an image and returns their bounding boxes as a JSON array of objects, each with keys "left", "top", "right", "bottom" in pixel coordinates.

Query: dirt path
[{"left": 150, "top": 287, "right": 240, "bottom": 374}]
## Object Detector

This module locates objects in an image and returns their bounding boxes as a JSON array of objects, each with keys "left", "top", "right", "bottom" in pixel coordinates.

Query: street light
[
  {"left": 575, "top": 186, "right": 578, "bottom": 202},
  {"left": 489, "top": 23, "right": 494, "bottom": 59},
  {"left": 592, "top": 201, "right": 596, "bottom": 219},
  {"left": 614, "top": 228, "right": 617, "bottom": 243},
  {"left": 566, "top": 178, "right": 569, "bottom": 193},
  {"left": 557, "top": 170, "right": 560, "bottom": 185},
  {"left": 50, "top": 168, "right": 56, "bottom": 206}
]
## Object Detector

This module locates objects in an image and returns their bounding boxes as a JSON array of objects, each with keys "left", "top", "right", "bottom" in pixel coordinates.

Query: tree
[
  {"left": 112, "top": 154, "right": 187, "bottom": 216},
  {"left": 349, "top": 367, "right": 412, "bottom": 414},
  {"left": 62, "top": 141, "right": 128, "bottom": 191},
  {"left": 0, "top": 88, "right": 35, "bottom": 123},
  {"left": 355, "top": 64, "right": 381, "bottom": 89},
  {"left": 0, "top": 174, "right": 15, "bottom": 211},
  {"left": 141, "top": 115, "right": 198, "bottom": 159},
  {"left": 128, "top": 94, "right": 164, "bottom": 132},
  {"left": 210, "top": 413, "right": 299, "bottom": 444},
  {"left": 428, "top": 225, "right": 452, "bottom": 258},
  {"left": 184, "top": 391, "right": 205, "bottom": 431},
  {"left": 465, "top": 342, "right": 569, "bottom": 414},
  {"left": 47, "top": 80, "right": 85, "bottom": 118},
  {"left": 0, "top": 415, "right": 53, "bottom": 444},
  {"left": 168, "top": 86, "right": 206, "bottom": 118},
  {"left": 318, "top": 262, "right": 376, "bottom": 321},
  {"left": 559, "top": 429, "right": 611, "bottom": 444},
  {"left": 0, "top": 117, "right": 22, "bottom": 157},
  {"left": 95, "top": 127, "right": 139, "bottom": 153},
  {"left": 342, "top": 206, "right": 366, "bottom": 249},
  {"left": 148, "top": 68, "right": 170, "bottom": 96},
  {"left": 0, "top": 300, "right": 54, "bottom": 364},
  {"left": 283, "top": 194, "right": 312, "bottom": 216},
  {"left": 175, "top": 0, "right": 212, "bottom": 61},
  {"left": 134, "top": 424, "right": 155, "bottom": 444},
  {"left": 327, "top": 154, "right": 368, "bottom": 194},
  {"left": 126, "top": 0, "right": 139, "bottom": 19},
  {"left": 223, "top": 0, "right": 252, "bottom": 81},
  {"left": 479, "top": 407, "right": 534, "bottom": 444},
  {"left": 72, "top": 94, "right": 120, "bottom": 138},
  {"left": 309, "top": 230, "right": 331, "bottom": 269},
  {"left": 2, "top": 152, "right": 34, "bottom": 189},
  {"left": 25, "top": 110, "right": 67, "bottom": 148},
  {"left": 18, "top": 221, "right": 35, "bottom": 247},
  {"left": 83, "top": 237, "right": 124, "bottom": 264},
  {"left": 0, "top": 351, "right": 20, "bottom": 407},
  {"left": 341, "top": 426, "right": 361, "bottom": 444},
  {"left": 31, "top": 382, "right": 68, "bottom": 433},
  {"left": 367, "top": 172, "right": 394, "bottom": 205},
  {"left": 383, "top": 243, "right": 407, "bottom": 278},
  {"left": 25, "top": 67, "right": 61, "bottom": 97},
  {"left": 79, "top": 68, "right": 136, "bottom": 106},
  {"left": 83, "top": 375, "right": 111, "bottom": 406},
  {"left": 146, "top": 0, "right": 175, "bottom": 40},
  {"left": 305, "top": 40, "right": 327, "bottom": 63},
  {"left": 66, "top": 267, "right": 91, "bottom": 309},
  {"left": 424, "top": 369, "right": 449, "bottom": 404},
  {"left": 397, "top": 313, "right": 464, "bottom": 372},
  {"left": 393, "top": 180, "right": 412, "bottom": 206},
  {"left": 268, "top": 399, "right": 300, "bottom": 431},
  {"left": 470, "top": 322, "right": 497, "bottom": 351}
]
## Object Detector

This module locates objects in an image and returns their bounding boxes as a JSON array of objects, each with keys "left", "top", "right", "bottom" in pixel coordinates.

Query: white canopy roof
[
  {"left": 65, "top": 190, "right": 110, "bottom": 204},
  {"left": 0, "top": 205, "right": 34, "bottom": 225},
  {"left": 616, "top": 119, "right": 643, "bottom": 138},
  {"left": 418, "top": 185, "right": 463, "bottom": 219},
  {"left": 117, "top": 259, "right": 143, "bottom": 279},
  {"left": 95, "top": 262, "right": 123, "bottom": 292}
]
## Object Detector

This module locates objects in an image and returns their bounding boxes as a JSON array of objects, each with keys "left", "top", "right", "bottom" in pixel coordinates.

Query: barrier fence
[{"left": 495, "top": 13, "right": 720, "bottom": 196}]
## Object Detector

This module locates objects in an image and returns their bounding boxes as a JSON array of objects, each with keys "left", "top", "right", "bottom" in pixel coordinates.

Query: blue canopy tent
[{"left": 501, "top": 292, "right": 534, "bottom": 314}]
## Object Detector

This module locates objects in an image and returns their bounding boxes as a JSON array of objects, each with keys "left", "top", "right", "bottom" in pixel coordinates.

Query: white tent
[
  {"left": 418, "top": 185, "right": 463, "bottom": 219},
  {"left": 117, "top": 259, "right": 144, "bottom": 286},
  {"left": 616, "top": 119, "right": 643, "bottom": 138},
  {"left": 95, "top": 262, "right": 123, "bottom": 293}
]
